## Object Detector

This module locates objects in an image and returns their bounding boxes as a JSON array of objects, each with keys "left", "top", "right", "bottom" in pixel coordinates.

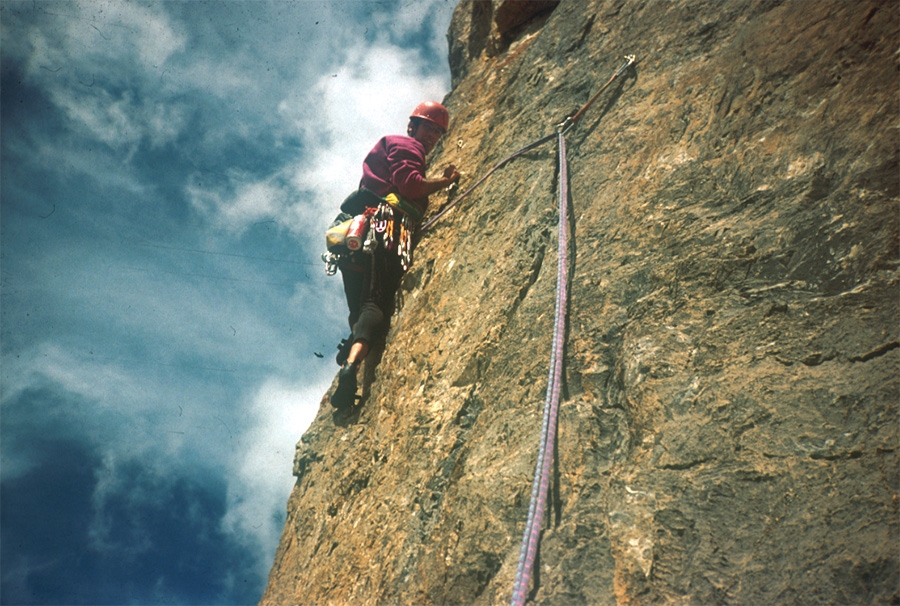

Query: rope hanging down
[
  {"left": 509, "top": 54, "right": 635, "bottom": 606},
  {"left": 510, "top": 129, "right": 570, "bottom": 606}
]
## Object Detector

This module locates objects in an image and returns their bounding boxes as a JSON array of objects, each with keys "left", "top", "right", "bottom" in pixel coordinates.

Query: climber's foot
[{"left": 331, "top": 363, "right": 358, "bottom": 410}]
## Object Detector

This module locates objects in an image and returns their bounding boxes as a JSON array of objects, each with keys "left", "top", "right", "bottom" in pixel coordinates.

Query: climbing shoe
[
  {"left": 331, "top": 362, "right": 358, "bottom": 410},
  {"left": 335, "top": 335, "right": 353, "bottom": 366}
]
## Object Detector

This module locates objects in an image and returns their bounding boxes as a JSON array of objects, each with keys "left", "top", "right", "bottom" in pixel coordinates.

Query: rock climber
[{"left": 331, "top": 101, "right": 460, "bottom": 410}]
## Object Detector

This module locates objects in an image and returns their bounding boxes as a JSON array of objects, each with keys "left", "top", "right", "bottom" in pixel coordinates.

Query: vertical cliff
[{"left": 262, "top": 1, "right": 899, "bottom": 604}]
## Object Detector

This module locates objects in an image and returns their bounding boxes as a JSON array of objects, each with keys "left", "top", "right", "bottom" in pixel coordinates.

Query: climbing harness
[
  {"left": 507, "top": 55, "right": 635, "bottom": 606},
  {"left": 322, "top": 191, "right": 420, "bottom": 275},
  {"left": 422, "top": 54, "right": 635, "bottom": 233}
]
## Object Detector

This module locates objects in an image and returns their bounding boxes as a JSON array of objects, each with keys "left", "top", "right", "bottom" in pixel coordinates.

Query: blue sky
[{"left": 0, "top": 1, "right": 455, "bottom": 603}]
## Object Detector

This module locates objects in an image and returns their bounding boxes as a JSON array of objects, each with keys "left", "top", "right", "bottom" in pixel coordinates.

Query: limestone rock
[{"left": 262, "top": 0, "right": 899, "bottom": 603}]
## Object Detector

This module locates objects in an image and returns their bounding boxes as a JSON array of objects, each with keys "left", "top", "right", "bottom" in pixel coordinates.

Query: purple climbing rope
[
  {"left": 509, "top": 55, "right": 633, "bottom": 604},
  {"left": 511, "top": 131, "right": 570, "bottom": 606}
]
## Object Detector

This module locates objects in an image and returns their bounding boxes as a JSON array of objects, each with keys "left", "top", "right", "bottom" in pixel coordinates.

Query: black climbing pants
[{"left": 339, "top": 249, "right": 403, "bottom": 347}]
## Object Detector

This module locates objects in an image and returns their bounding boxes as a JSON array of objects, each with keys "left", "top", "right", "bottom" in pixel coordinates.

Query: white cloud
[
  {"left": 372, "top": 0, "right": 455, "bottom": 62},
  {"left": 14, "top": 1, "right": 187, "bottom": 152},
  {"left": 288, "top": 274, "right": 347, "bottom": 329},
  {"left": 88, "top": 451, "right": 155, "bottom": 555},
  {"left": 188, "top": 173, "right": 293, "bottom": 233},
  {"left": 80, "top": 0, "right": 185, "bottom": 69},
  {"left": 44, "top": 85, "right": 187, "bottom": 155},
  {"left": 9, "top": 0, "right": 453, "bottom": 238},
  {"left": 1, "top": 343, "right": 195, "bottom": 452},
  {"left": 1, "top": 336, "right": 330, "bottom": 574},
  {"left": 221, "top": 375, "right": 330, "bottom": 578},
  {"left": 19, "top": 232, "right": 323, "bottom": 374}
]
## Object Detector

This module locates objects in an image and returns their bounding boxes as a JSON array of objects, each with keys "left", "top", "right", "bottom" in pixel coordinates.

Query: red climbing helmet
[{"left": 410, "top": 101, "right": 449, "bottom": 133}]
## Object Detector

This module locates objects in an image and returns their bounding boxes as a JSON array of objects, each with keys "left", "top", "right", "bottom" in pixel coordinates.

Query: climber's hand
[{"left": 442, "top": 165, "right": 461, "bottom": 186}]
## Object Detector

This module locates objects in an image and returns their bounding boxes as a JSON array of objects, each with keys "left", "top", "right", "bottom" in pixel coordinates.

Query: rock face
[{"left": 262, "top": 1, "right": 899, "bottom": 604}]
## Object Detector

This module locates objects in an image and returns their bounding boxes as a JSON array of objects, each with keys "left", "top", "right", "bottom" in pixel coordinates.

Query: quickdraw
[{"left": 369, "top": 202, "right": 415, "bottom": 271}]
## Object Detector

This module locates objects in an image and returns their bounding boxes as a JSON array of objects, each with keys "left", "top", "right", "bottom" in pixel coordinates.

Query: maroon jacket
[{"left": 359, "top": 135, "right": 431, "bottom": 215}]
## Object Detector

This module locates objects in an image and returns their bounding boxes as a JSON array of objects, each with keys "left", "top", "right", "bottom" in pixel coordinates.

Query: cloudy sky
[{"left": 1, "top": 1, "right": 456, "bottom": 603}]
